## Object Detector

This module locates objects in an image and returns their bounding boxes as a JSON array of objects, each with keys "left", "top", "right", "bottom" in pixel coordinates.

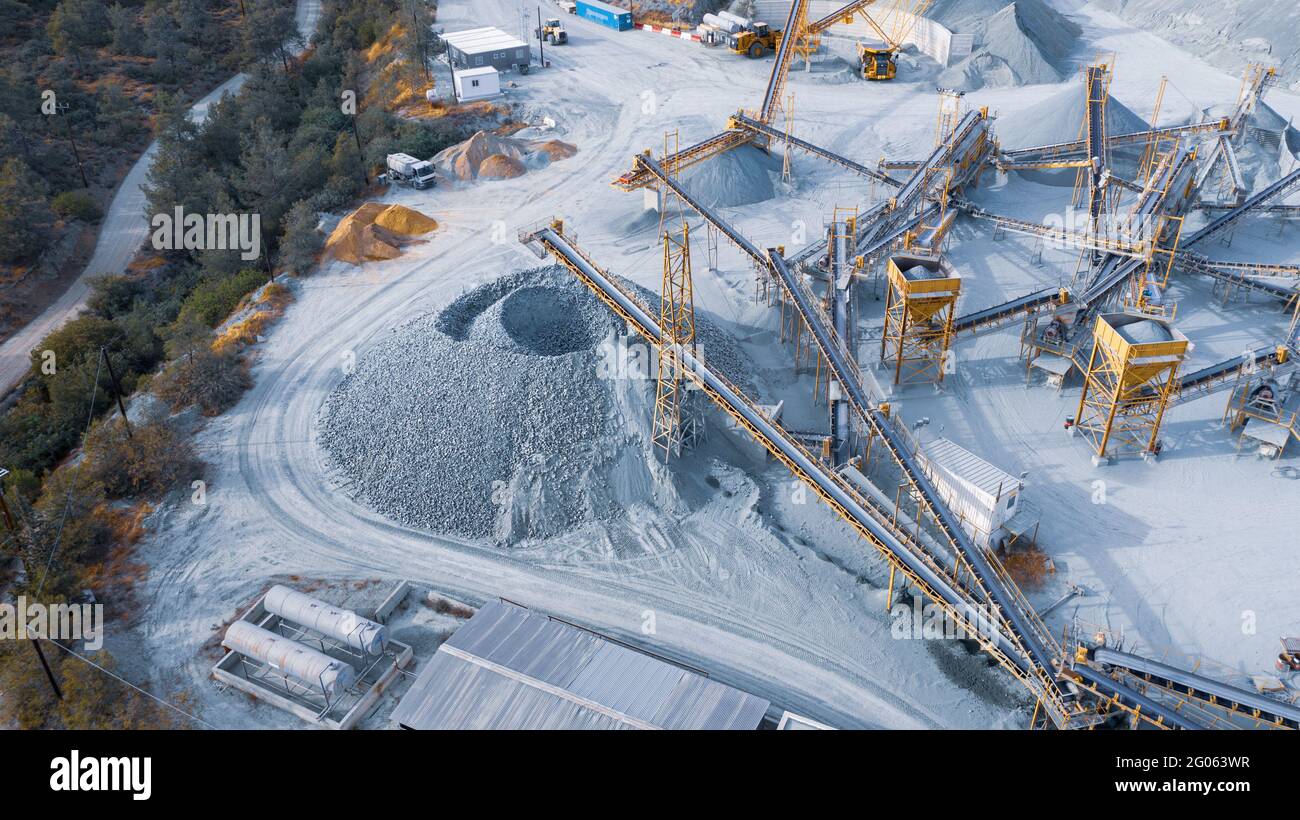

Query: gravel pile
[
  {"left": 320, "top": 268, "right": 624, "bottom": 543},
  {"left": 320, "top": 265, "right": 757, "bottom": 544}
]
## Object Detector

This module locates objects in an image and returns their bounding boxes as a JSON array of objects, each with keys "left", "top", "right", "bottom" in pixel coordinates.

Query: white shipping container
[{"left": 918, "top": 438, "right": 1022, "bottom": 546}]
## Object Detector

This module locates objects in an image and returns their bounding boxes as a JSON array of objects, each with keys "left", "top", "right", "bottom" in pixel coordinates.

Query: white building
[
  {"left": 917, "top": 438, "right": 1023, "bottom": 547},
  {"left": 453, "top": 66, "right": 500, "bottom": 102},
  {"left": 442, "top": 27, "right": 531, "bottom": 72}
]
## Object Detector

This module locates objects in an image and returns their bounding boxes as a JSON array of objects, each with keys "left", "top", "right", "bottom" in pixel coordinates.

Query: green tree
[
  {"left": 0, "top": 158, "right": 54, "bottom": 264},
  {"left": 47, "top": 0, "right": 111, "bottom": 73},
  {"left": 278, "top": 199, "right": 323, "bottom": 275}
]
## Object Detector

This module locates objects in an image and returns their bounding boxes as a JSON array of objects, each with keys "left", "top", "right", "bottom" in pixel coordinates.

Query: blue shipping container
[{"left": 575, "top": 0, "right": 633, "bottom": 31}]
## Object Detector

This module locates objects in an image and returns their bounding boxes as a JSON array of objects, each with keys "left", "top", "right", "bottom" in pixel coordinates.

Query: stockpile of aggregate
[
  {"left": 681, "top": 143, "right": 779, "bottom": 210},
  {"left": 996, "top": 83, "right": 1149, "bottom": 151},
  {"left": 933, "top": 0, "right": 1081, "bottom": 89},
  {"left": 319, "top": 266, "right": 755, "bottom": 544},
  {"left": 1096, "top": 0, "right": 1300, "bottom": 86}
]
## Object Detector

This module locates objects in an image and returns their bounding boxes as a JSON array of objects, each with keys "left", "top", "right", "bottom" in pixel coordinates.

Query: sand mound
[
  {"left": 681, "top": 143, "right": 778, "bottom": 210},
  {"left": 373, "top": 204, "right": 439, "bottom": 235},
  {"left": 935, "top": 0, "right": 1080, "bottom": 90},
  {"left": 479, "top": 153, "right": 527, "bottom": 179},
  {"left": 536, "top": 139, "right": 578, "bottom": 160},
  {"left": 435, "top": 130, "right": 579, "bottom": 181},
  {"left": 325, "top": 203, "right": 437, "bottom": 265},
  {"left": 997, "top": 84, "right": 1149, "bottom": 151}
]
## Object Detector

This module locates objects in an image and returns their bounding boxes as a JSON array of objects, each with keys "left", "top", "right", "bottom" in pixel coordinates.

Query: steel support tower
[
  {"left": 652, "top": 222, "right": 701, "bottom": 459},
  {"left": 1073, "top": 313, "right": 1188, "bottom": 461},
  {"left": 880, "top": 254, "right": 961, "bottom": 385}
]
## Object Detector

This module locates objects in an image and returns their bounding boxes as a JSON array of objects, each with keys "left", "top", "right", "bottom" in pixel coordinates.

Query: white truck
[
  {"left": 385, "top": 153, "right": 437, "bottom": 189},
  {"left": 558, "top": 1, "right": 576, "bottom": 13}
]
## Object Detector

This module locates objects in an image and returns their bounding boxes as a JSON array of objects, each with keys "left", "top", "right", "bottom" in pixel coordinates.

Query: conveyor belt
[
  {"left": 1094, "top": 647, "right": 1300, "bottom": 728},
  {"left": 634, "top": 154, "right": 767, "bottom": 267},
  {"left": 1066, "top": 663, "right": 1201, "bottom": 730},
  {"left": 765, "top": 252, "right": 1069, "bottom": 711},
  {"left": 759, "top": 0, "right": 809, "bottom": 122},
  {"left": 729, "top": 112, "right": 901, "bottom": 187},
  {"left": 953, "top": 288, "right": 1062, "bottom": 334},
  {"left": 1176, "top": 345, "right": 1281, "bottom": 395},
  {"left": 526, "top": 226, "right": 1049, "bottom": 696},
  {"left": 1002, "top": 120, "right": 1229, "bottom": 163},
  {"left": 1183, "top": 167, "right": 1300, "bottom": 247},
  {"left": 613, "top": 131, "right": 752, "bottom": 191}
]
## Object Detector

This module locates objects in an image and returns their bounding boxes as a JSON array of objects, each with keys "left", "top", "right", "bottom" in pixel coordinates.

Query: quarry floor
[{"left": 131, "top": 0, "right": 1299, "bottom": 728}]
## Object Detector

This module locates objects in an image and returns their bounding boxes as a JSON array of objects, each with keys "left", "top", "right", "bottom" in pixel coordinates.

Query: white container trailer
[
  {"left": 917, "top": 438, "right": 1023, "bottom": 547},
  {"left": 454, "top": 66, "right": 501, "bottom": 102}
]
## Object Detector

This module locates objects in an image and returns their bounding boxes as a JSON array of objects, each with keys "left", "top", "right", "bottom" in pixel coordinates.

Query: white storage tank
[
  {"left": 263, "top": 585, "right": 388, "bottom": 656},
  {"left": 223, "top": 621, "right": 357, "bottom": 697}
]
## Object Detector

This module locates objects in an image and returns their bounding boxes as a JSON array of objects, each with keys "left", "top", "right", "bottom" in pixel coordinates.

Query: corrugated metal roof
[
  {"left": 442, "top": 26, "right": 528, "bottom": 54},
  {"left": 921, "top": 438, "right": 1020, "bottom": 502},
  {"left": 392, "top": 601, "right": 770, "bottom": 730}
]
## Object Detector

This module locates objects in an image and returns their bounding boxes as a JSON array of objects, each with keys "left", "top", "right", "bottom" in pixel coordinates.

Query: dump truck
[
  {"left": 385, "top": 153, "right": 437, "bottom": 189},
  {"left": 858, "top": 41, "right": 898, "bottom": 80},
  {"left": 536, "top": 17, "right": 569, "bottom": 44}
]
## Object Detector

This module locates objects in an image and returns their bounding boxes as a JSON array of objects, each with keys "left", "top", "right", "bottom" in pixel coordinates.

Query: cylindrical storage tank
[
  {"left": 223, "top": 621, "right": 357, "bottom": 698},
  {"left": 701, "top": 13, "right": 741, "bottom": 33},
  {"left": 717, "top": 10, "right": 751, "bottom": 27},
  {"left": 263, "top": 585, "right": 388, "bottom": 655}
]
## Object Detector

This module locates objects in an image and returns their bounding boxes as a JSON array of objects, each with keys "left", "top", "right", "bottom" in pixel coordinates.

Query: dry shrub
[
  {"left": 153, "top": 348, "right": 252, "bottom": 416},
  {"left": 83, "top": 415, "right": 202, "bottom": 500},
  {"left": 1000, "top": 546, "right": 1050, "bottom": 591}
]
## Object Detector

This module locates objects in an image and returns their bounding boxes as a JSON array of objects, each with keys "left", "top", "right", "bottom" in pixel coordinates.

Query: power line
[
  {"left": 48, "top": 639, "right": 219, "bottom": 729},
  {"left": 35, "top": 347, "right": 104, "bottom": 597}
]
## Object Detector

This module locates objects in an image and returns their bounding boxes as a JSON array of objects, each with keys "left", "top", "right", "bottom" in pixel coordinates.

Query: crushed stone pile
[
  {"left": 935, "top": 0, "right": 1081, "bottom": 90},
  {"left": 325, "top": 203, "right": 438, "bottom": 265},
  {"left": 681, "top": 143, "right": 779, "bottom": 210},
  {"left": 1096, "top": 0, "right": 1300, "bottom": 87},
  {"left": 997, "top": 83, "right": 1149, "bottom": 151},
  {"left": 319, "top": 266, "right": 755, "bottom": 544},
  {"left": 321, "top": 268, "right": 622, "bottom": 542},
  {"left": 434, "top": 130, "right": 579, "bottom": 181}
]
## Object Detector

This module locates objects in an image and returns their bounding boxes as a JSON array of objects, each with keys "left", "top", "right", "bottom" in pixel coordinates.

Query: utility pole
[
  {"left": 0, "top": 468, "right": 63, "bottom": 702},
  {"left": 537, "top": 7, "right": 545, "bottom": 68},
  {"left": 412, "top": 0, "right": 430, "bottom": 81},
  {"left": 349, "top": 115, "right": 369, "bottom": 184},
  {"left": 50, "top": 102, "right": 89, "bottom": 189},
  {"left": 100, "top": 347, "right": 132, "bottom": 441}
]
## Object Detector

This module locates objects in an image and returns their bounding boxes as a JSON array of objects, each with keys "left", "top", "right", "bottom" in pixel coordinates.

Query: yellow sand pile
[
  {"left": 478, "top": 154, "right": 527, "bottom": 179},
  {"left": 435, "top": 130, "right": 579, "bottom": 181},
  {"left": 325, "top": 203, "right": 438, "bottom": 265},
  {"left": 536, "top": 140, "right": 578, "bottom": 161}
]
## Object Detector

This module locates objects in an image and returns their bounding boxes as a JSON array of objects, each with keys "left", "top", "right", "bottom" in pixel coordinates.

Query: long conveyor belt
[{"left": 1093, "top": 647, "right": 1300, "bottom": 728}]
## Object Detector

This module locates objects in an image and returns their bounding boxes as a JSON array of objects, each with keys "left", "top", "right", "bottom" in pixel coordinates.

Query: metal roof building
[
  {"left": 391, "top": 600, "right": 771, "bottom": 730},
  {"left": 441, "top": 27, "right": 531, "bottom": 72}
]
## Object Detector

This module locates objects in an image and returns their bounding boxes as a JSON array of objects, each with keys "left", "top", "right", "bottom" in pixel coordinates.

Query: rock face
[{"left": 1097, "top": 0, "right": 1300, "bottom": 88}]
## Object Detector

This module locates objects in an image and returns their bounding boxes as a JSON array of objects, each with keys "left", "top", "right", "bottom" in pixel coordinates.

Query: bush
[
  {"left": 152, "top": 348, "right": 252, "bottom": 416},
  {"left": 81, "top": 413, "right": 203, "bottom": 500},
  {"left": 51, "top": 190, "right": 103, "bottom": 222},
  {"left": 175, "top": 268, "right": 267, "bottom": 328}
]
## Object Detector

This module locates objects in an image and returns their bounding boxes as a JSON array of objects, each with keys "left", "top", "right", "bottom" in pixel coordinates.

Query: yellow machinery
[
  {"left": 858, "top": 42, "right": 897, "bottom": 80},
  {"left": 855, "top": 0, "right": 933, "bottom": 80},
  {"left": 535, "top": 17, "right": 568, "bottom": 45},
  {"left": 729, "top": 21, "right": 783, "bottom": 58},
  {"left": 1072, "top": 313, "right": 1188, "bottom": 461},
  {"left": 880, "top": 254, "right": 961, "bottom": 385}
]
